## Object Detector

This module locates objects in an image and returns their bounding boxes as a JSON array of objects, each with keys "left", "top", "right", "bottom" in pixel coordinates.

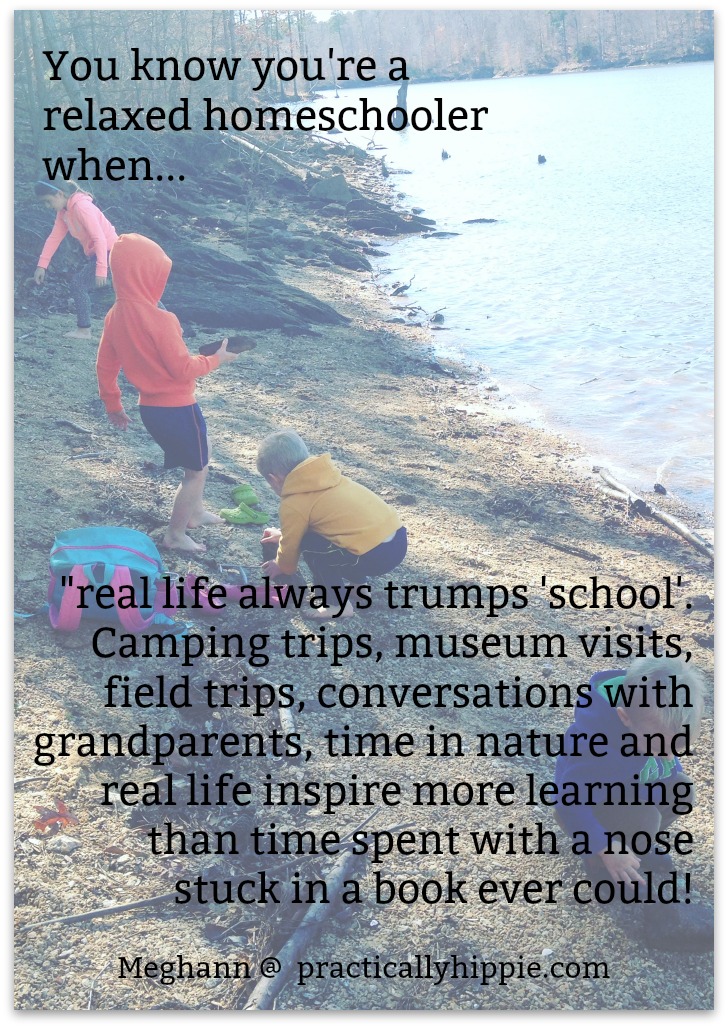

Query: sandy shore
[{"left": 14, "top": 149, "right": 714, "bottom": 1010}]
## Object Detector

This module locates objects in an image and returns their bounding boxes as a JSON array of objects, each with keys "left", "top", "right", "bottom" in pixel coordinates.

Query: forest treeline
[
  {"left": 13, "top": 8, "right": 715, "bottom": 259},
  {"left": 312, "top": 8, "right": 714, "bottom": 81},
  {"left": 16, "top": 7, "right": 714, "bottom": 147}
]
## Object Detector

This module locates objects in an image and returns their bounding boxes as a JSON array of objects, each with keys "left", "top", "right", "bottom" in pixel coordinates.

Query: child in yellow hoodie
[{"left": 257, "top": 430, "right": 407, "bottom": 616}]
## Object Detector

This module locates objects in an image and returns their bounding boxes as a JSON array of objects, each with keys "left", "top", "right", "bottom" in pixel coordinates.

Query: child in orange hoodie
[
  {"left": 97, "top": 233, "right": 238, "bottom": 554},
  {"left": 34, "top": 180, "right": 118, "bottom": 339}
]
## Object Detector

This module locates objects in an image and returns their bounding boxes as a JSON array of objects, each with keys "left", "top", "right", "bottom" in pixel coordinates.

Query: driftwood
[
  {"left": 228, "top": 134, "right": 310, "bottom": 183},
  {"left": 243, "top": 847, "right": 360, "bottom": 1010},
  {"left": 597, "top": 468, "right": 714, "bottom": 560},
  {"left": 243, "top": 819, "right": 414, "bottom": 1009}
]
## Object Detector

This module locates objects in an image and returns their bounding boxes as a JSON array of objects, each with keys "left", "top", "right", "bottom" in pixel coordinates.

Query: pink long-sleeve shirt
[{"left": 37, "top": 191, "right": 118, "bottom": 277}]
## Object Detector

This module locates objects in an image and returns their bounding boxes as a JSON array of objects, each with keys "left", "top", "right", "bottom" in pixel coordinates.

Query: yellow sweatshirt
[{"left": 276, "top": 454, "right": 403, "bottom": 574}]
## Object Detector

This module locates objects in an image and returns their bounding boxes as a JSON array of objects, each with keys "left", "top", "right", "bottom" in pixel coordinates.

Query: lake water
[{"left": 320, "top": 63, "right": 714, "bottom": 516}]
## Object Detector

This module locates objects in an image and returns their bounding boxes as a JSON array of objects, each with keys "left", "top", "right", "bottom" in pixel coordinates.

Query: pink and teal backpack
[{"left": 47, "top": 526, "right": 174, "bottom": 631}]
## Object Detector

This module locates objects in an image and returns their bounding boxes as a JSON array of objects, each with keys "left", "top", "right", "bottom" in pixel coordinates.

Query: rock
[
  {"left": 346, "top": 198, "right": 374, "bottom": 212},
  {"left": 538, "top": 154, "right": 547, "bottom": 164},
  {"left": 463, "top": 218, "right": 498, "bottom": 224},
  {"left": 327, "top": 247, "right": 371, "bottom": 272},
  {"left": 47, "top": 836, "right": 81, "bottom": 855},
  {"left": 396, "top": 494, "right": 418, "bottom": 506},
  {"left": 425, "top": 360, "right": 454, "bottom": 376},
  {"left": 654, "top": 482, "right": 668, "bottom": 494},
  {"left": 309, "top": 174, "right": 354, "bottom": 204},
  {"left": 249, "top": 216, "right": 289, "bottom": 231},
  {"left": 161, "top": 240, "right": 350, "bottom": 329}
]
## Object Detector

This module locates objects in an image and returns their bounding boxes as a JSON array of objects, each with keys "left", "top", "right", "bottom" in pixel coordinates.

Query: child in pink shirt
[{"left": 34, "top": 180, "right": 118, "bottom": 339}]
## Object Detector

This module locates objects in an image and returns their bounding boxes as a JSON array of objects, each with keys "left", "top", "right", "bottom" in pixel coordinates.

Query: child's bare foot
[
  {"left": 64, "top": 328, "right": 93, "bottom": 339},
  {"left": 188, "top": 510, "right": 225, "bottom": 528},
  {"left": 162, "top": 532, "right": 206, "bottom": 554}
]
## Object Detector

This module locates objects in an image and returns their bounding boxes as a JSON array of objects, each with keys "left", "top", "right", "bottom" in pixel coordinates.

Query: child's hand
[
  {"left": 95, "top": 275, "right": 108, "bottom": 288},
  {"left": 261, "top": 527, "right": 282, "bottom": 544},
  {"left": 108, "top": 409, "right": 131, "bottom": 431},
  {"left": 598, "top": 849, "right": 646, "bottom": 886},
  {"left": 216, "top": 338, "right": 238, "bottom": 365},
  {"left": 262, "top": 559, "right": 281, "bottom": 578},
  {"left": 33, "top": 267, "right": 46, "bottom": 285}
]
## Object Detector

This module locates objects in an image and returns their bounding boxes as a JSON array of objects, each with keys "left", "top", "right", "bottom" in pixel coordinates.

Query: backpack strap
[
  {"left": 48, "top": 564, "right": 89, "bottom": 631},
  {"left": 107, "top": 565, "right": 163, "bottom": 631}
]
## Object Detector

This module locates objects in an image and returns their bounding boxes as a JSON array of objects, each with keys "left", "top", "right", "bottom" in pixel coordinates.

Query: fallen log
[{"left": 597, "top": 468, "right": 714, "bottom": 560}]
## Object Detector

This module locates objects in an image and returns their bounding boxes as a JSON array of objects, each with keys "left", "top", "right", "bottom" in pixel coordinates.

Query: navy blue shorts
[{"left": 139, "top": 403, "right": 209, "bottom": 471}]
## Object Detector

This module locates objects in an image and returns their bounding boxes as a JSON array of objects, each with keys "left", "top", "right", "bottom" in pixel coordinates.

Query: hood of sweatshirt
[
  {"left": 281, "top": 454, "right": 342, "bottom": 496},
  {"left": 66, "top": 191, "right": 92, "bottom": 215},
  {"left": 560, "top": 668, "right": 627, "bottom": 741},
  {"left": 110, "top": 233, "right": 171, "bottom": 306}
]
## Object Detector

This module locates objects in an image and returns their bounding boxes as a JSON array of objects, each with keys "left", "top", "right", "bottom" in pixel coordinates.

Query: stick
[
  {"left": 21, "top": 850, "right": 327, "bottom": 933},
  {"left": 14, "top": 776, "right": 50, "bottom": 789},
  {"left": 530, "top": 534, "right": 601, "bottom": 562},
  {"left": 242, "top": 666, "right": 296, "bottom": 734},
  {"left": 87, "top": 960, "right": 110, "bottom": 1010},
  {"left": 597, "top": 468, "right": 714, "bottom": 560},
  {"left": 339, "top": 806, "right": 382, "bottom": 843},
  {"left": 243, "top": 848, "right": 360, "bottom": 1010},
  {"left": 278, "top": 705, "right": 297, "bottom": 736},
  {"left": 20, "top": 891, "right": 179, "bottom": 933},
  {"left": 63, "top": 452, "right": 110, "bottom": 462},
  {"left": 56, "top": 419, "right": 93, "bottom": 435}
]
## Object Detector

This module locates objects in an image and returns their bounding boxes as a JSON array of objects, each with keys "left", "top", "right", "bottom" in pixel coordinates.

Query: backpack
[{"left": 47, "top": 526, "right": 174, "bottom": 632}]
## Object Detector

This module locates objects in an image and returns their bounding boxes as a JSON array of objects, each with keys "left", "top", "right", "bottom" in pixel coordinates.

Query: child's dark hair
[{"left": 34, "top": 179, "right": 89, "bottom": 200}]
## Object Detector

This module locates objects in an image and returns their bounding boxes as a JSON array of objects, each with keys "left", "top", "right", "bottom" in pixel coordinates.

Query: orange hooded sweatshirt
[{"left": 96, "top": 234, "right": 220, "bottom": 413}]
